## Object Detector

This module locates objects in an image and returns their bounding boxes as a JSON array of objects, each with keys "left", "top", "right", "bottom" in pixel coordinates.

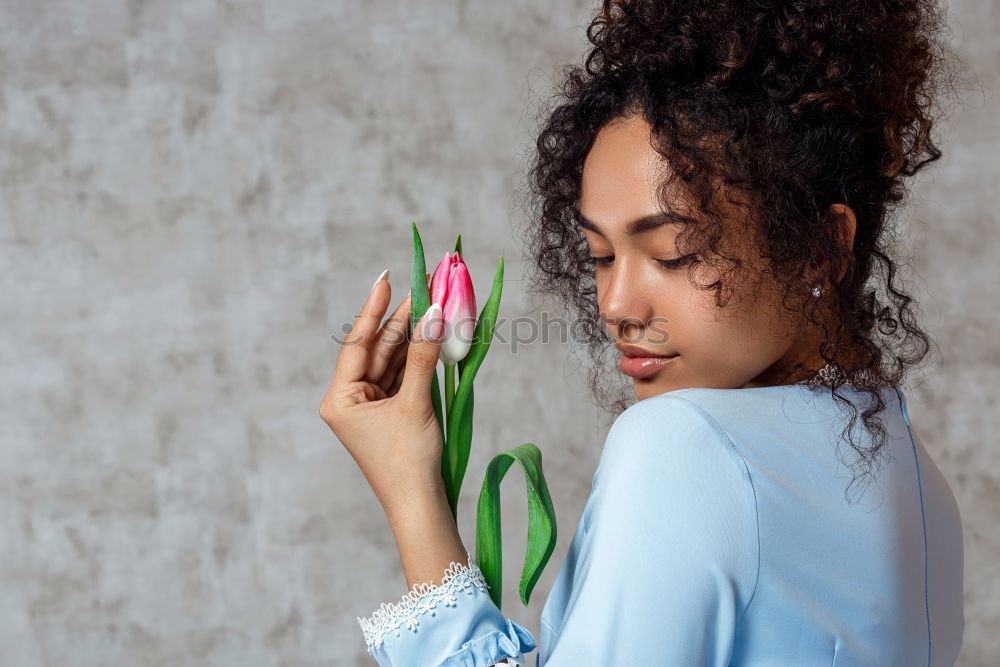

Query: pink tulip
[{"left": 429, "top": 251, "right": 477, "bottom": 365}]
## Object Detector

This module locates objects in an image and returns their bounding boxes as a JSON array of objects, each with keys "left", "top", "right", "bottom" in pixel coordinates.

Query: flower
[{"left": 429, "top": 251, "right": 477, "bottom": 365}]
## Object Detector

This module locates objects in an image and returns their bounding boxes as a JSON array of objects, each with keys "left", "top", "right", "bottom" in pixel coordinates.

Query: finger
[
  {"left": 364, "top": 291, "right": 412, "bottom": 384},
  {"left": 398, "top": 302, "right": 445, "bottom": 405},
  {"left": 332, "top": 270, "right": 392, "bottom": 387},
  {"left": 387, "top": 363, "right": 405, "bottom": 397},
  {"left": 378, "top": 338, "right": 410, "bottom": 394},
  {"left": 367, "top": 382, "right": 389, "bottom": 402}
]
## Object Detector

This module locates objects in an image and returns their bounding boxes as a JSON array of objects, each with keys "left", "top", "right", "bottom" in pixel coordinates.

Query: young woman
[{"left": 321, "top": 0, "right": 966, "bottom": 664}]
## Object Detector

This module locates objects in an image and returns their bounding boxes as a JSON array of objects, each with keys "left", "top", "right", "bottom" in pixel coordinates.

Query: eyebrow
[{"left": 573, "top": 208, "right": 683, "bottom": 237}]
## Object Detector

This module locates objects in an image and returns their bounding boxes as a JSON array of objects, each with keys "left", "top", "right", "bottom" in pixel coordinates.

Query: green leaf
[
  {"left": 410, "top": 222, "right": 448, "bottom": 500},
  {"left": 453, "top": 233, "right": 463, "bottom": 257},
  {"left": 410, "top": 221, "right": 431, "bottom": 328},
  {"left": 475, "top": 443, "right": 558, "bottom": 610},
  {"left": 445, "top": 256, "right": 504, "bottom": 513}
]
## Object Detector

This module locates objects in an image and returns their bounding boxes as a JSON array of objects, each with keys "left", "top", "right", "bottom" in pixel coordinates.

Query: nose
[{"left": 599, "top": 255, "right": 655, "bottom": 344}]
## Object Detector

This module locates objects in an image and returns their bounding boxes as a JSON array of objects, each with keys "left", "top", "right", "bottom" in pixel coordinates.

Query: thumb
[{"left": 399, "top": 302, "right": 445, "bottom": 404}]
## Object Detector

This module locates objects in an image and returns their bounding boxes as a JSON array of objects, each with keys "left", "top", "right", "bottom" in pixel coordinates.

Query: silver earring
[{"left": 811, "top": 285, "right": 823, "bottom": 297}]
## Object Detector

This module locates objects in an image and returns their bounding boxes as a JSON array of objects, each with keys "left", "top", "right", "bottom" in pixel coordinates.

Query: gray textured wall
[{"left": 0, "top": 1, "right": 996, "bottom": 665}]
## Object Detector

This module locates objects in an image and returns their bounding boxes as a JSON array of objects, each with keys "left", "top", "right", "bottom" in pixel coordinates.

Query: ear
[{"left": 826, "top": 203, "right": 857, "bottom": 283}]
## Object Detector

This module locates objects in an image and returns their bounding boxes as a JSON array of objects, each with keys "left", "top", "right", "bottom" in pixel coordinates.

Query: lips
[
  {"left": 616, "top": 343, "right": 680, "bottom": 379},
  {"left": 616, "top": 343, "right": 676, "bottom": 358}
]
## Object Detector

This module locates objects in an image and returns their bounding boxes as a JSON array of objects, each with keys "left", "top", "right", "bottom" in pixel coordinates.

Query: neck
[{"left": 743, "top": 326, "right": 875, "bottom": 389}]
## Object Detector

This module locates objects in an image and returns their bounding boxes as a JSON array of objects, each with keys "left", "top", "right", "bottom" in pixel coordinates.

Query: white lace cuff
[{"left": 357, "top": 551, "right": 490, "bottom": 651}]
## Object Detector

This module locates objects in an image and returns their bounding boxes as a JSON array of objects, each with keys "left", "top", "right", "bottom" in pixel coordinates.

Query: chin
[{"left": 632, "top": 381, "right": 665, "bottom": 400}]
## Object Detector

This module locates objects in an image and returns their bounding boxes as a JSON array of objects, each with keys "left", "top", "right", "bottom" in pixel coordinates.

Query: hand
[{"left": 320, "top": 272, "right": 447, "bottom": 512}]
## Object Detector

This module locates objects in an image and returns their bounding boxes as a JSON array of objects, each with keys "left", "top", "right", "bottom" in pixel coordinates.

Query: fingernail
[
  {"left": 371, "top": 269, "right": 390, "bottom": 292},
  {"left": 422, "top": 302, "right": 445, "bottom": 342}
]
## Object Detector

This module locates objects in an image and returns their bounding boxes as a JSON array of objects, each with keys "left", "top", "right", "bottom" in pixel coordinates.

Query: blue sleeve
[
  {"left": 539, "top": 395, "right": 760, "bottom": 665},
  {"left": 357, "top": 552, "right": 537, "bottom": 666}
]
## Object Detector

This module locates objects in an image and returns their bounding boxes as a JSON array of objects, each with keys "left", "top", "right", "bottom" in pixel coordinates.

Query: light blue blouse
[{"left": 357, "top": 384, "right": 964, "bottom": 666}]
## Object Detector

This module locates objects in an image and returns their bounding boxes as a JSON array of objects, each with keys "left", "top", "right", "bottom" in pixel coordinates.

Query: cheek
[
  {"left": 646, "top": 277, "right": 705, "bottom": 346},
  {"left": 670, "top": 290, "right": 728, "bottom": 348},
  {"left": 683, "top": 289, "right": 790, "bottom": 364}
]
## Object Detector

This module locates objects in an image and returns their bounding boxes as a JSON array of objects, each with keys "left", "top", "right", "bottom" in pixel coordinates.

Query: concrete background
[{"left": 0, "top": 1, "right": 996, "bottom": 665}]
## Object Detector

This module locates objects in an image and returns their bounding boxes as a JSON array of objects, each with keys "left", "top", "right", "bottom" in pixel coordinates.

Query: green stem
[
  {"left": 444, "top": 363, "right": 456, "bottom": 429},
  {"left": 443, "top": 363, "right": 457, "bottom": 516}
]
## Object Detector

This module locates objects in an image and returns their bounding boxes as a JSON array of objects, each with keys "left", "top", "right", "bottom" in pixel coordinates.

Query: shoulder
[
  {"left": 594, "top": 393, "right": 758, "bottom": 531},
  {"left": 587, "top": 394, "right": 761, "bottom": 614},
  {"left": 598, "top": 393, "right": 745, "bottom": 485}
]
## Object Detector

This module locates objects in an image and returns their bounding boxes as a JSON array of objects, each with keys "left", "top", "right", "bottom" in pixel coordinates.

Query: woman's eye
[
  {"left": 587, "top": 254, "right": 698, "bottom": 269},
  {"left": 656, "top": 255, "right": 697, "bottom": 270}
]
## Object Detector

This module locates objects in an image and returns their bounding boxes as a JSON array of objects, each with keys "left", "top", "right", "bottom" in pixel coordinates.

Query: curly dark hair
[{"left": 514, "top": 0, "right": 975, "bottom": 501}]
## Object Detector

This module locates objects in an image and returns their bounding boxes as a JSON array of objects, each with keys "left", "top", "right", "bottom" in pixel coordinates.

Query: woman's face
[{"left": 578, "top": 114, "right": 820, "bottom": 400}]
